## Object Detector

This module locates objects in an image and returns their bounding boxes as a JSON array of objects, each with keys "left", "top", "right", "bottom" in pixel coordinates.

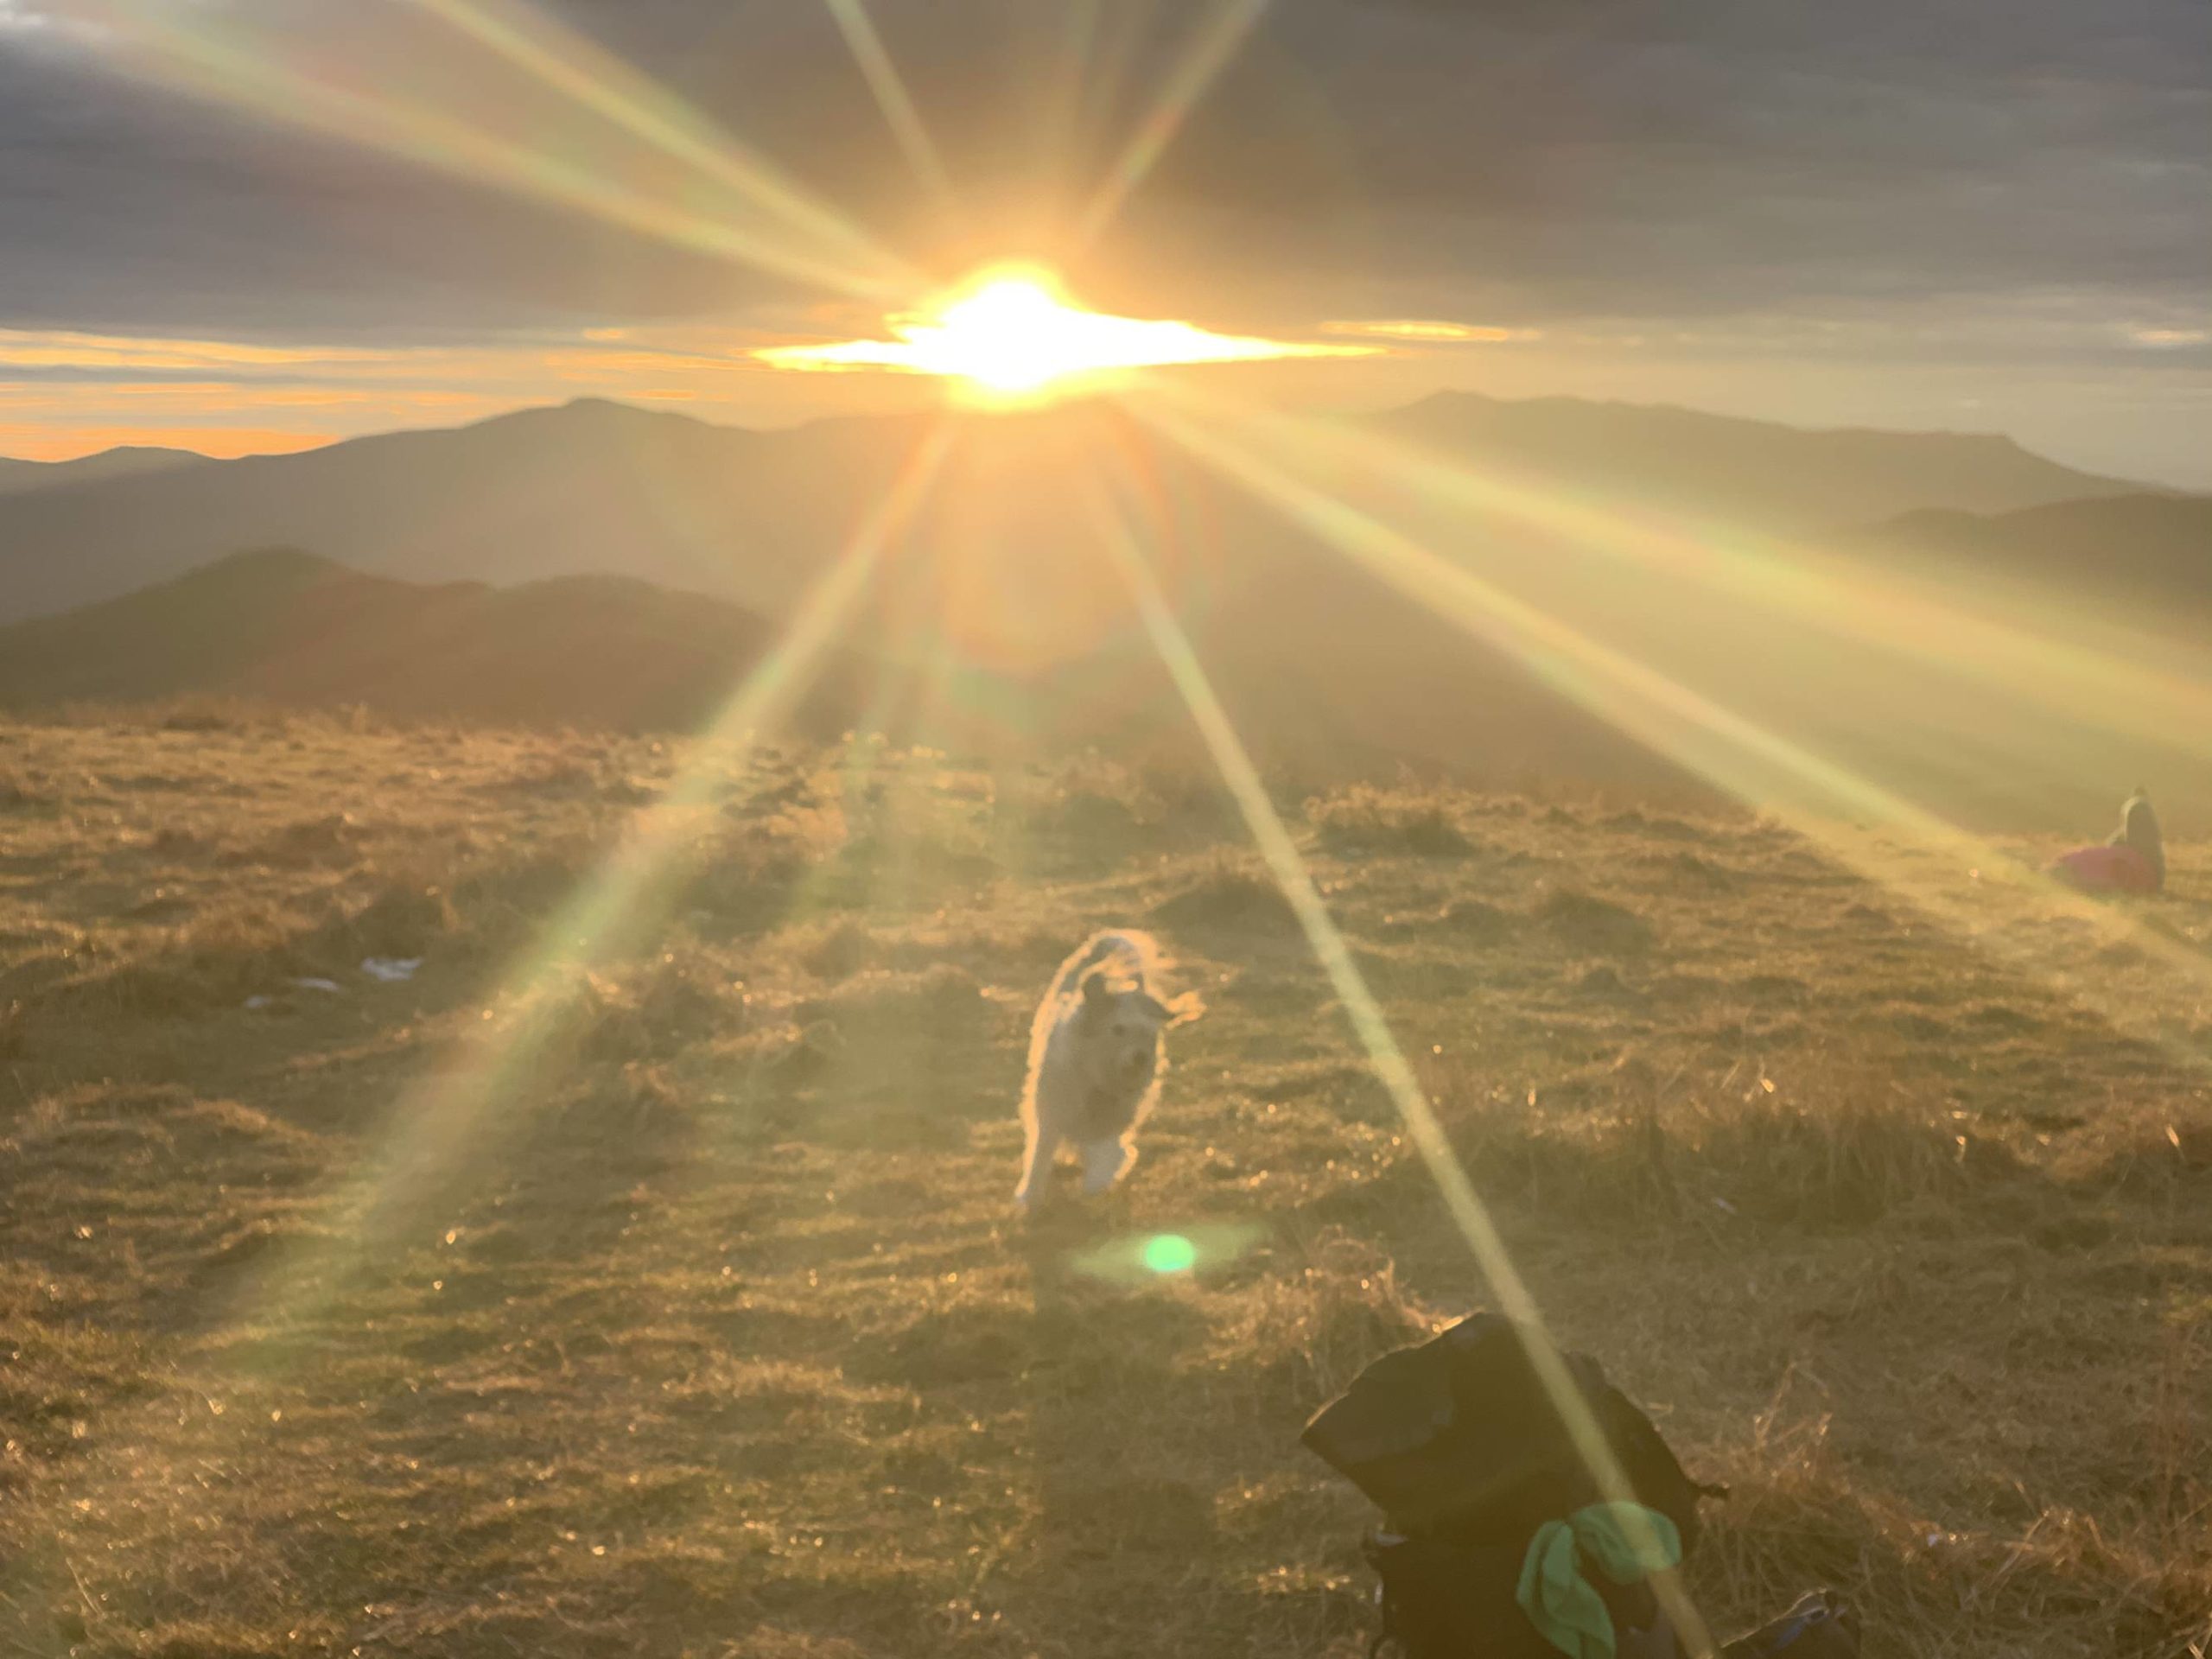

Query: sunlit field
[{"left": 2, "top": 706, "right": 2206, "bottom": 1658}]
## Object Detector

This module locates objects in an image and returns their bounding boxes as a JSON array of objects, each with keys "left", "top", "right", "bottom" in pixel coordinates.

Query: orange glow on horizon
[{"left": 0, "top": 425, "right": 337, "bottom": 463}]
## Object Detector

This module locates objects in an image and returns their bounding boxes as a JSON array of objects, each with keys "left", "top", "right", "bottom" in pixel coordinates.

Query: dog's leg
[
  {"left": 1079, "top": 1136, "right": 1135, "bottom": 1195},
  {"left": 1014, "top": 1124, "right": 1058, "bottom": 1211}
]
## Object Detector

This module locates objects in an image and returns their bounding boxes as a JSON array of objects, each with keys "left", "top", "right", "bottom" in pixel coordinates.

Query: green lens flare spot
[{"left": 1142, "top": 1234, "right": 1198, "bottom": 1274}]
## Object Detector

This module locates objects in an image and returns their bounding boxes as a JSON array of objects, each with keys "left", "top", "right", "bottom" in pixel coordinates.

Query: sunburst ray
[
  {"left": 1071, "top": 0, "right": 1272, "bottom": 248},
  {"left": 1211, "top": 396, "right": 2212, "bottom": 764},
  {"left": 1124, "top": 385, "right": 2212, "bottom": 1077},
  {"left": 225, "top": 429, "right": 946, "bottom": 1338},
  {"left": 398, "top": 0, "right": 917, "bottom": 283},
  {"left": 1091, "top": 471, "right": 1719, "bottom": 1658},
  {"left": 822, "top": 0, "right": 960, "bottom": 214},
  {"left": 64, "top": 0, "right": 912, "bottom": 300}
]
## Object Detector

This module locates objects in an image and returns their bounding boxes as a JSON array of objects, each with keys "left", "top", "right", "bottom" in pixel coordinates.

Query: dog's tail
[{"left": 1049, "top": 929, "right": 1163, "bottom": 1001}]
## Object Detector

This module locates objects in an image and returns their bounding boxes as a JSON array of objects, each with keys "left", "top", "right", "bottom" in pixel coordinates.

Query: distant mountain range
[
  {"left": 0, "top": 400, "right": 925, "bottom": 627},
  {"left": 1, "top": 396, "right": 2202, "bottom": 824},
  {"left": 1375, "top": 392, "right": 2146, "bottom": 531},
  {"left": 0, "top": 392, "right": 2147, "bottom": 628}
]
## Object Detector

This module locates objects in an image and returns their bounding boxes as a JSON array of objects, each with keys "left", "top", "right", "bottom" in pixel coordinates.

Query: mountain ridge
[
  {"left": 1373, "top": 390, "right": 2151, "bottom": 531},
  {"left": 1392, "top": 389, "right": 2120, "bottom": 461},
  {"left": 0, "top": 443, "right": 213, "bottom": 497},
  {"left": 0, "top": 546, "right": 872, "bottom": 736},
  {"left": 0, "top": 391, "right": 2150, "bottom": 628}
]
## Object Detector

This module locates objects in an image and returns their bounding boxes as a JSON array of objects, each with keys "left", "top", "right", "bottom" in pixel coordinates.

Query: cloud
[
  {"left": 0, "top": 328, "right": 404, "bottom": 372},
  {"left": 3, "top": 0, "right": 2203, "bottom": 337},
  {"left": 1322, "top": 321, "right": 1540, "bottom": 343},
  {"left": 2129, "top": 327, "right": 2211, "bottom": 349}
]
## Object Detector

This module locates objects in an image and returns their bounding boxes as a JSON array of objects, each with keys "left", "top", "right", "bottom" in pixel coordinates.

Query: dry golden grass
[{"left": 0, "top": 708, "right": 2207, "bottom": 1658}]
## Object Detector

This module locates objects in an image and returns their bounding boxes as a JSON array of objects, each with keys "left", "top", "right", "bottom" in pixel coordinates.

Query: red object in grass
[{"left": 2050, "top": 843, "right": 2161, "bottom": 893}]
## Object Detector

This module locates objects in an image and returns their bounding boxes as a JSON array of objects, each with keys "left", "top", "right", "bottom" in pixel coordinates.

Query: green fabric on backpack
[{"left": 1516, "top": 1502, "right": 1682, "bottom": 1659}]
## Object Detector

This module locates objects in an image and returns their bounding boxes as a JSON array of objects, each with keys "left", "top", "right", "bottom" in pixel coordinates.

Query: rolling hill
[
  {"left": 0, "top": 394, "right": 2148, "bottom": 628},
  {"left": 8, "top": 517, "right": 2210, "bottom": 831},
  {"left": 1857, "top": 493, "right": 2212, "bottom": 617},
  {"left": 0, "top": 547, "right": 872, "bottom": 737},
  {"left": 0, "top": 542, "right": 1701, "bottom": 798}
]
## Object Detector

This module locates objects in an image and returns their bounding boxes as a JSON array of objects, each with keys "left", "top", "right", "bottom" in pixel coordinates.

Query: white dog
[{"left": 1015, "top": 930, "right": 1203, "bottom": 1210}]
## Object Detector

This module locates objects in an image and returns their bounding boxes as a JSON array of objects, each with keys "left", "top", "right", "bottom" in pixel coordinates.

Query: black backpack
[{"left": 1303, "top": 1313, "right": 1721, "bottom": 1659}]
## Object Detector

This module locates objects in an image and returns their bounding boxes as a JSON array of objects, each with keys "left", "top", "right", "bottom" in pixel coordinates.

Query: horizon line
[{"left": 0, "top": 389, "right": 2183, "bottom": 493}]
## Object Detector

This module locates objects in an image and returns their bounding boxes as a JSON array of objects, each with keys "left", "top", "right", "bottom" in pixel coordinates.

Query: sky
[{"left": 2, "top": 0, "right": 2207, "bottom": 484}]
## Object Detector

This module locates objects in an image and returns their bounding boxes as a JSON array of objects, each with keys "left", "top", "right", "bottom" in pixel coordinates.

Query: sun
[
  {"left": 917, "top": 271, "right": 1128, "bottom": 394},
  {"left": 754, "top": 264, "right": 1375, "bottom": 400},
  {"left": 895, "top": 269, "right": 1102, "bottom": 394}
]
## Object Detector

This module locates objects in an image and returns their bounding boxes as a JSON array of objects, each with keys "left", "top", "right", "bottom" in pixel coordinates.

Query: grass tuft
[
  {"left": 1152, "top": 856, "right": 1304, "bottom": 938},
  {"left": 1533, "top": 886, "right": 1656, "bottom": 954},
  {"left": 1308, "top": 783, "right": 1477, "bottom": 858}
]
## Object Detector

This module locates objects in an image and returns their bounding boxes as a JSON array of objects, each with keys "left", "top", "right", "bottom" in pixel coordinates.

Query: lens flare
[
  {"left": 756, "top": 266, "right": 1374, "bottom": 399},
  {"left": 1070, "top": 1223, "right": 1262, "bottom": 1285},
  {"left": 1142, "top": 1234, "right": 1198, "bottom": 1274}
]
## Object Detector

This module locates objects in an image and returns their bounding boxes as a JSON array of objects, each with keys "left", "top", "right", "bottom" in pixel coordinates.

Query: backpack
[{"left": 1303, "top": 1313, "right": 1721, "bottom": 1659}]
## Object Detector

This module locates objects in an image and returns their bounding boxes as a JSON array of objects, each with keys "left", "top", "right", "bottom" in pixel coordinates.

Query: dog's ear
[{"left": 1082, "top": 968, "right": 1115, "bottom": 1007}]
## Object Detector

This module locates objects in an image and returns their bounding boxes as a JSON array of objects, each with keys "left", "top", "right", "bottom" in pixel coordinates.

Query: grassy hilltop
[{"left": 1, "top": 706, "right": 2208, "bottom": 1658}]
